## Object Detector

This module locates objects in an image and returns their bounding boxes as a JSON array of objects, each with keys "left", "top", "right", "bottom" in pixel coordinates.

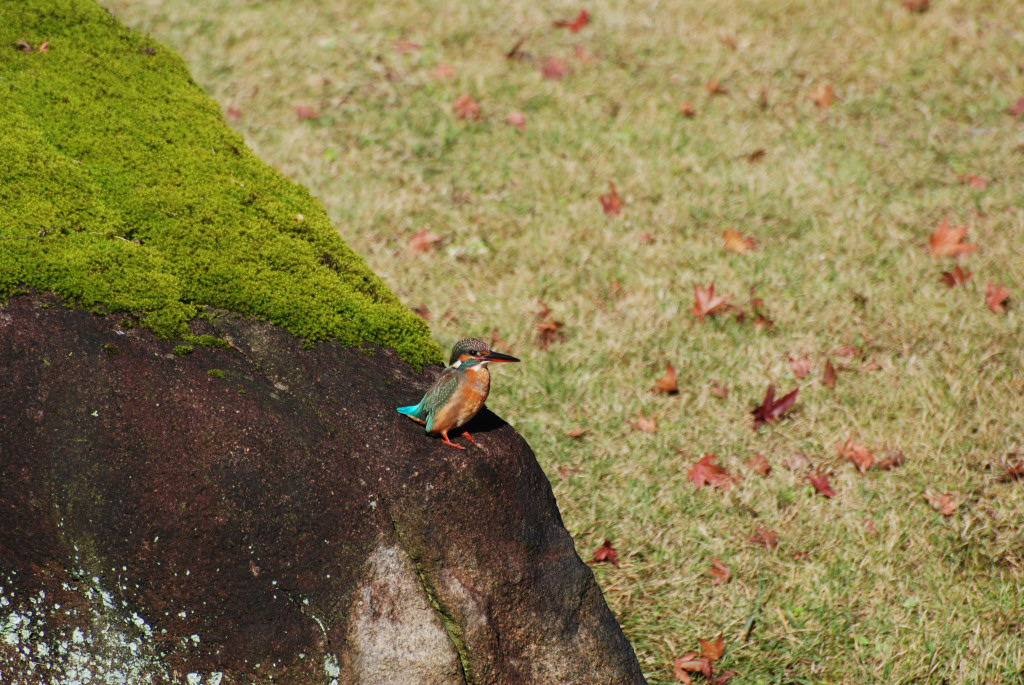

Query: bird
[{"left": 397, "top": 337, "right": 519, "bottom": 449}]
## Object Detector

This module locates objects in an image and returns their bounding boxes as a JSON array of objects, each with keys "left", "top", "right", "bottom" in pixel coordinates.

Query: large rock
[{"left": 0, "top": 294, "right": 647, "bottom": 685}]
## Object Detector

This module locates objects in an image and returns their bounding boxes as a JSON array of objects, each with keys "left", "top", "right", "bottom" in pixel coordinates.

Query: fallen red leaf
[
  {"left": 225, "top": 106, "right": 242, "bottom": 122},
  {"left": 999, "top": 457, "right": 1024, "bottom": 482},
  {"left": 294, "top": 105, "right": 319, "bottom": 120},
  {"left": 393, "top": 40, "right": 422, "bottom": 54},
  {"left": 413, "top": 304, "right": 431, "bottom": 320},
  {"left": 747, "top": 148, "right": 766, "bottom": 163},
  {"left": 940, "top": 265, "right": 972, "bottom": 288},
  {"left": 592, "top": 539, "right": 619, "bottom": 566},
  {"left": 705, "top": 559, "right": 732, "bottom": 585},
  {"left": 36, "top": 39, "right": 49, "bottom": 53},
  {"left": 788, "top": 355, "right": 812, "bottom": 379},
  {"left": 808, "top": 470, "right": 837, "bottom": 498},
  {"left": 432, "top": 63, "right": 456, "bottom": 79},
  {"left": 599, "top": 181, "right": 623, "bottom": 216},
  {"left": 678, "top": 101, "right": 696, "bottom": 117},
  {"left": 747, "top": 453, "right": 771, "bottom": 476},
  {"left": 718, "top": 34, "right": 738, "bottom": 50},
  {"left": 705, "top": 78, "right": 727, "bottom": 95},
  {"left": 540, "top": 56, "right": 571, "bottom": 80},
  {"left": 564, "top": 427, "right": 587, "bottom": 438},
  {"left": 654, "top": 363, "right": 679, "bottom": 394},
  {"left": 1010, "top": 97, "right": 1024, "bottom": 118},
  {"left": 687, "top": 454, "right": 737, "bottom": 491},
  {"left": 723, "top": 228, "right": 756, "bottom": 254},
  {"left": 505, "top": 111, "right": 527, "bottom": 130},
  {"left": 810, "top": 82, "right": 835, "bottom": 109},
  {"left": 751, "top": 384, "right": 799, "bottom": 429},
  {"left": 453, "top": 93, "right": 481, "bottom": 120},
  {"left": 902, "top": 0, "right": 930, "bottom": 12},
  {"left": 631, "top": 411, "right": 657, "bottom": 433},
  {"left": 924, "top": 491, "right": 958, "bottom": 516},
  {"left": 748, "top": 526, "right": 778, "bottom": 550},
  {"left": 875, "top": 450, "right": 906, "bottom": 470},
  {"left": 822, "top": 358, "right": 838, "bottom": 389},
  {"left": 554, "top": 9, "right": 590, "bottom": 32},
  {"left": 714, "top": 671, "right": 738, "bottom": 685},
  {"left": 691, "top": 283, "right": 731, "bottom": 321},
  {"left": 986, "top": 283, "right": 1009, "bottom": 313},
  {"left": 831, "top": 344, "right": 860, "bottom": 358},
  {"left": 709, "top": 382, "right": 729, "bottom": 398},
  {"left": 700, "top": 634, "right": 725, "bottom": 662},
  {"left": 408, "top": 228, "right": 441, "bottom": 253},
  {"left": 957, "top": 174, "right": 989, "bottom": 190},
  {"left": 558, "top": 466, "right": 581, "bottom": 478},
  {"left": 673, "top": 653, "right": 713, "bottom": 680},
  {"left": 929, "top": 218, "right": 979, "bottom": 257},
  {"left": 837, "top": 437, "right": 874, "bottom": 473}
]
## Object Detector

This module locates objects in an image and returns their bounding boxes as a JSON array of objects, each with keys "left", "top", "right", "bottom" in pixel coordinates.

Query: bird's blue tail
[{"left": 397, "top": 403, "right": 427, "bottom": 421}]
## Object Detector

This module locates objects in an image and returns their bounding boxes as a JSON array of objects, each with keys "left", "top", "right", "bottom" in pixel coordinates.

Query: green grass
[{"left": 97, "top": 0, "right": 1024, "bottom": 682}]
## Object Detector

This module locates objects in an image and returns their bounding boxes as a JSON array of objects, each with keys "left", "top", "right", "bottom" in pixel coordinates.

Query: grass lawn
[{"left": 100, "top": 0, "right": 1024, "bottom": 682}]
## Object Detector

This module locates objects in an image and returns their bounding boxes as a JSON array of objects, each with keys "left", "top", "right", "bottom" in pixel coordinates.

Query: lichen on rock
[{"left": 0, "top": 0, "right": 440, "bottom": 369}]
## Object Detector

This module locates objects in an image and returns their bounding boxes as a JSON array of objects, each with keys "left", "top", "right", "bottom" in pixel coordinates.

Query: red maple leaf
[
  {"left": 940, "top": 265, "right": 972, "bottom": 288},
  {"left": 408, "top": 228, "right": 441, "bottom": 253},
  {"left": 747, "top": 526, "right": 779, "bottom": 550},
  {"left": 592, "top": 539, "right": 619, "bottom": 566},
  {"left": 808, "top": 470, "right": 837, "bottom": 498},
  {"left": 653, "top": 363, "right": 679, "bottom": 394},
  {"left": 929, "top": 218, "right": 979, "bottom": 257},
  {"left": 294, "top": 105, "right": 319, "bottom": 121},
  {"left": 836, "top": 437, "right": 874, "bottom": 472},
  {"left": 540, "top": 56, "right": 571, "bottom": 80},
  {"left": 505, "top": 111, "right": 527, "bottom": 130},
  {"left": 599, "top": 181, "right": 623, "bottom": 216},
  {"left": 986, "top": 283, "right": 1009, "bottom": 313},
  {"left": 957, "top": 174, "right": 989, "bottom": 190},
  {"left": 1008, "top": 97, "right": 1024, "bottom": 117},
  {"left": 554, "top": 9, "right": 590, "bottom": 32},
  {"left": 687, "top": 454, "right": 737, "bottom": 491},
  {"left": 705, "top": 559, "right": 731, "bottom": 585},
  {"left": 751, "top": 384, "right": 798, "bottom": 428},
  {"left": 453, "top": 93, "right": 481, "bottom": 120},
  {"left": 902, "top": 0, "right": 930, "bottom": 12},
  {"left": 822, "top": 358, "right": 838, "bottom": 389},
  {"left": 690, "top": 283, "right": 730, "bottom": 321}
]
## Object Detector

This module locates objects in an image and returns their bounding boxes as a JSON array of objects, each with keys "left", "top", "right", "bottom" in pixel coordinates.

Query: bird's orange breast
[{"left": 428, "top": 366, "right": 491, "bottom": 435}]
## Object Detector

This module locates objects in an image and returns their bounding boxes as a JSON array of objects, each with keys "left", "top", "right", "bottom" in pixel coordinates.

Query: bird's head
[{"left": 448, "top": 338, "right": 520, "bottom": 369}]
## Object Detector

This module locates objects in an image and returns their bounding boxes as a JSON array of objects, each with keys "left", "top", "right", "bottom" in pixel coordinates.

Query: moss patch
[{"left": 0, "top": 0, "right": 441, "bottom": 368}]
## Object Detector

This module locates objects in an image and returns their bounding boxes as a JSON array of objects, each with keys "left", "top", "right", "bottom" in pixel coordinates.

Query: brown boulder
[{"left": 0, "top": 294, "right": 646, "bottom": 684}]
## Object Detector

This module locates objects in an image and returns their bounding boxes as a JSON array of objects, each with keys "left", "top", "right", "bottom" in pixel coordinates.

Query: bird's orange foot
[
  {"left": 461, "top": 431, "right": 477, "bottom": 445},
  {"left": 440, "top": 431, "right": 466, "bottom": 450}
]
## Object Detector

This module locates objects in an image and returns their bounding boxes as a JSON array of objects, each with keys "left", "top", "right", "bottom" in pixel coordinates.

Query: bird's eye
[{"left": 470, "top": 350, "right": 479, "bottom": 356}]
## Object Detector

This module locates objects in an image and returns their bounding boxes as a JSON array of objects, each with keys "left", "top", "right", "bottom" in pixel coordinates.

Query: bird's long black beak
[{"left": 482, "top": 351, "right": 520, "bottom": 363}]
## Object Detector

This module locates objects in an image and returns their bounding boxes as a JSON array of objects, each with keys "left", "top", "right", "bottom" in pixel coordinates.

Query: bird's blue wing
[{"left": 419, "top": 368, "right": 461, "bottom": 434}]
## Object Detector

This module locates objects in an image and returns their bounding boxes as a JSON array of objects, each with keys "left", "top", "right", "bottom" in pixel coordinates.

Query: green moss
[{"left": 0, "top": 0, "right": 441, "bottom": 369}]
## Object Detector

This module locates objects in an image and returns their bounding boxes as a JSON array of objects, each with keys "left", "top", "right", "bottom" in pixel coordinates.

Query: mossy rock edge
[{"left": 0, "top": 0, "right": 441, "bottom": 369}]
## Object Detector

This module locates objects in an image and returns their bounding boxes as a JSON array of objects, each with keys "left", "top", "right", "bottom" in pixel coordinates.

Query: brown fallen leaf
[
  {"left": 453, "top": 93, "right": 481, "bottom": 120},
  {"left": 673, "top": 653, "right": 713, "bottom": 681},
  {"left": 691, "top": 283, "right": 731, "bottom": 321},
  {"left": 1009, "top": 97, "right": 1024, "bottom": 118},
  {"left": 540, "top": 56, "right": 571, "bottom": 80},
  {"left": 986, "top": 283, "right": 1009, "bottom": 313},
  {"left": 37, "top": 39, "right": 49, "bottom": 53},
  {"left": 999, "top": 457, "right": 1024, "bottom": 482},
  {"left": 831, "top": 344, "right": 860, "bottom": 358},
  {"left": 810, "top": 82, "right": 835, "bottom": 109},
  {"left": 903, "top": 0, "right": 930, "bottom": 12},
  {"left": 558, "top": 466, "right": 581, "bottom": 478},
  {"left": 837, "top": 437, "right": 874, "bottom": 473},
  {"left": 957, "top": 174, "right": 989, "bottom": 190},
  {"left": 10, "top": 40, "right": 33, "bottom": 53},
  {"left": 535, "top": 299, "right": 565, "bottom": 349},
  {"left": 723, "top": 228, "right": 756, "bottom": 254},
  {"left": 631, "top": 411, "right": 657, "bottom": 433},
  {"left": 924, "top": 491, "right": 958, "bottom": 516},
  {"left": 678, "top": 101, "right": 696, "bottom": 117},
  {"left": 940, "top": 265, "right": 972, "bottom": 288},
  {"left": 564, "top": 426, "right": 587, "bottom": 438},
  {"left": 599, "top": 181, "right": 623, "bottom": 216},
  {"left": 875, "top": 450, "right": 905, "bottom": 470},
  {"left": 654, "top": 363, "right": 679, "bottom": 394},
  {"left": 408, "top": 228, "right": 441, "bottom": 253},
  {"left": 294, "top": 105, "right": 319, "bottom": 120},
  {"left": 505, "top": 111, "right": 527, "bottom": 130},
  {"left": 700, "top": 634, "right": 725, "bottom": 662},
  {"left": 225, "top": 106, "right": 242, "bottom": 122},
  {"left": 747, "top": 148, "right": 766, "bottom": 163},
  {"left": 751, "top": 384, "right": 799, "bottom": 429},
  {"left": 748, "top": 526, "right": 779, "bottom": 550},
  {"left": 705, "top": 559, "right": 732, "bottom": 585},
  {"left": 687, "top": 454, "right": 737, "bottom": 491},
  {"left": 412, "top": 304, "right": 431, "bottom": 320},
  {"left": 747, "top": 453, "right": 771, "bottom": 476},
  {"left": 822, "top": 358, "right": 838, "bottom": 389},
  {"left": 789, "top": 355, "right": 812, "bottom": 379},
  {"left": 929, "top": 218, "right": 979, "bottom": 257},
  {"left": 705, "top": 78, "right": 727, "bottom": 95},
  {"left": 808, "top": 470, "right": 837, "bottom": 498},
  {"left": 592, "top": 538, "right": 620, "bottom": 566},
  {"left": 709, "top": 382, "right": 729, "bottom": 398}
]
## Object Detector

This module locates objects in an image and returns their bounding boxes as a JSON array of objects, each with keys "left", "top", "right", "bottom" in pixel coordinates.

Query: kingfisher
[{"left": 397, "top": 338, "right": 519, "bottom": 449}]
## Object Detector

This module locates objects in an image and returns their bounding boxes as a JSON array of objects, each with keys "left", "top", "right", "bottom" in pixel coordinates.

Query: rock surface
[{"left": 0, "top": 294, "right": 647, "bottom": 685}]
